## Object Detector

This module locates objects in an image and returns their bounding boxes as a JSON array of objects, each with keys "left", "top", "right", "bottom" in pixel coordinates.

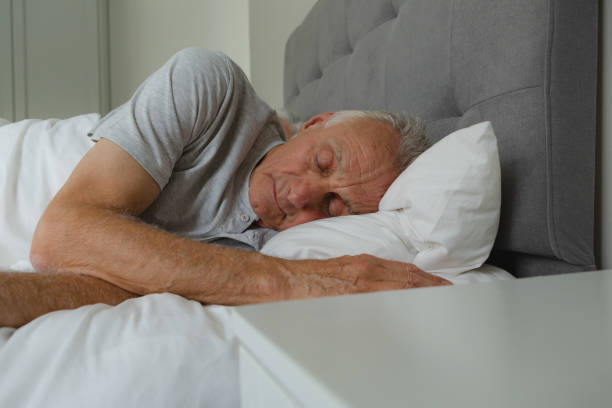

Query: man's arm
[
  {"left": 30, "top": 139, "right": 449, "bottom": 305},
  {"left": 0, "top": 271, "right": 137, "bottom": 328}
]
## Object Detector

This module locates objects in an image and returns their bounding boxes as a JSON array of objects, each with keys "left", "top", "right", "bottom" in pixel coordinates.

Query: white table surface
[{"left": 232, "top": 270, "right": 612, "bottom": 407}]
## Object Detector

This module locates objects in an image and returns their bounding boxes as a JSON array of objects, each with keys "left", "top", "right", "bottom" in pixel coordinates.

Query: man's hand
[{"left": 275, "top": 254, "right": 452, "bottom": 300}]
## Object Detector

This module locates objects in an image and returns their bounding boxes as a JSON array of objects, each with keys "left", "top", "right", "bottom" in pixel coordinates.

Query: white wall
[
  {"left": 600, "top": 0, "right": 612, "bottom": 269},
  {"left": 108, "top": 0, "right": 250, "bottom": 108},
  {"left": 249, "top": 0, "right": 317, "bottom": 109}
]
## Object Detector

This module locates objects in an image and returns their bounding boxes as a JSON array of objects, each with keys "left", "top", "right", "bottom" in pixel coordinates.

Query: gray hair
[{"left": 325, "top": 110, "right": 429, "bottom": 171}]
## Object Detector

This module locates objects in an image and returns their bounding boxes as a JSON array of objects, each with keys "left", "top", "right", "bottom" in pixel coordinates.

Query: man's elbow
[
  {"left": 29, "top": 245, "right": 53, "bottom": 273},
  {"left": 30, "top": 208, "right": 64, "bottom": 273}
]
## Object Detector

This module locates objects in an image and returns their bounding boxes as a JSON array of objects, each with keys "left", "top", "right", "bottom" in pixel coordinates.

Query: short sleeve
[{"left": 88, "top": 48, "right": 236, "bottom": 189}]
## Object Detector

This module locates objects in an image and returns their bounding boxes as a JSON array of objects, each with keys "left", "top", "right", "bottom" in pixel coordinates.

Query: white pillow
[
  {"left": 0, "top": 114, "right": 98, "bottom": 268},
  {"left": 261, "top": 121, "right": 501, "bottom": 277}
]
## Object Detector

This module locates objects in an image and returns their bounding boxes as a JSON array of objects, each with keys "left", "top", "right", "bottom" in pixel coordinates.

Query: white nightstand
[{"left": 232, "top": 270, "right": 612, "bottom": 408}]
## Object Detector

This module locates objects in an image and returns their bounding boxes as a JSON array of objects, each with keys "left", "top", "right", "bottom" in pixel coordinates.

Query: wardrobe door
[
  {"left": 6, "top": 0, "right": 109, "bottom": 121},
  {"left": 0, "top": 1, "right": 14, "bottom": 121}
]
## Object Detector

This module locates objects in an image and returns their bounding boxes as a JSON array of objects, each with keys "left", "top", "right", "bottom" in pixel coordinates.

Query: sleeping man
[{"left": 0, "top": 48, "right": 450, "bottom": 328}]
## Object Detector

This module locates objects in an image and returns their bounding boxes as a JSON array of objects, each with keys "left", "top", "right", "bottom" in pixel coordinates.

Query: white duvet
[
  {"left": 0, "top": 115, "right": 513, "bottom": 407},
  {"left": 0, "top": 295, "right": 239, "bottom": 408},
  {"left": 0, "top": 114, "right": 97, "bottom": 269}
]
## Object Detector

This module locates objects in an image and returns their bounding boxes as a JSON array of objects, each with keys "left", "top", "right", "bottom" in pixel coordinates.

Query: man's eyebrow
[
  {"left": 328, "top": 142, "right": 343, "bottom": 172},
  {"left": 334, "top": 147, "right": 343, "bottom": 169}
]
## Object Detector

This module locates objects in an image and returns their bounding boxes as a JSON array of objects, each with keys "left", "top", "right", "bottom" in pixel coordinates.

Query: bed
[{"left": 0, "top": 0, "right": 598, "bottom": 407}]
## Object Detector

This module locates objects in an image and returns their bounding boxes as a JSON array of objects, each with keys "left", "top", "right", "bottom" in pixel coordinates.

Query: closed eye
[
  {"left": 323, "top": 193, "right": 334, "bottom": 217},
  {"left": 316, "top": 149, "right": 334, "bottom": 174}
]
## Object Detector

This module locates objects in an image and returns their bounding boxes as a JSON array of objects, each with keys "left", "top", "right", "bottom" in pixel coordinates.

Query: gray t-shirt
[{"left": 88, "top": 48, "right": 285, "bottom": 251}]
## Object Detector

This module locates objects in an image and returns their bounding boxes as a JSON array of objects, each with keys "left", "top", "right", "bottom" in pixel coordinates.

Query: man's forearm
[
  {"left": 31, "top": 203, "right": 291, "bottom": 305},
  {"left": 0, "top": 271, "right": 137, "bottom": 328}
]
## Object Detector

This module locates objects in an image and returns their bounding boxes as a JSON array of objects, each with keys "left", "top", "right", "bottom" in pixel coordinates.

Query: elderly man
[{"left": 0, "top": 48, "right": 449, "bottom": 328}]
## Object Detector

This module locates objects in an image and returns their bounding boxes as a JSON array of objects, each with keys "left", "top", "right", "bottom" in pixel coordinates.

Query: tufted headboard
[{"left": 283, "top": 0, "right": 598, "bottom": 278}]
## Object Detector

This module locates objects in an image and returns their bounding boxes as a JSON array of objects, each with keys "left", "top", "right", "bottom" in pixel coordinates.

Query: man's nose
[{"left": 287, "top": 179, "right": 323, "bottom": 210}]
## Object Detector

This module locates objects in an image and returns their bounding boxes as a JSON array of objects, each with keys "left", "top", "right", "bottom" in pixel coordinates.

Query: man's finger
[{"left": 408, "top": 271, "right": 453, "bottom": 288}]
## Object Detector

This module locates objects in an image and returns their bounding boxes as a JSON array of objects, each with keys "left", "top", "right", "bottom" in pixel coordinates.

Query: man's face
[{"left": 249, "top": 112, "right": 400, "bottom": 231}]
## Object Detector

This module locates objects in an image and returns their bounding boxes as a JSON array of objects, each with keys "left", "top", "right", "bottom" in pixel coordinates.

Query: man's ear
[{"left": 301, "top": 112, "right": 335, "bottom": 131}]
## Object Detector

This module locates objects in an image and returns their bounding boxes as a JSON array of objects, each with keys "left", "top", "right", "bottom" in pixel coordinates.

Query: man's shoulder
[
  {"left": 168, "top": 47, "right": 245, "bottom": 89},
  {"left": 172, "top": 47, "right": 230, "bottom": 70}
]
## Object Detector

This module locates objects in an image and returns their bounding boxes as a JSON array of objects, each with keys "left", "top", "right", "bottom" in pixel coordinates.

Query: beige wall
[
  {"left": 108, "top": 0, "right": 250, "bottom": 108},
  {"left": 249, "top": 0, "right": 317, "bottom": 109},
  {"left": 600, "top": 0, "right": 611, "bottom": 269}
]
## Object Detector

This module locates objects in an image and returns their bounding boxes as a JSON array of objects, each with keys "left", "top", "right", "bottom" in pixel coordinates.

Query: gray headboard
[{"left": 283, "top": 0, "right": 598, "bottom": 278}]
